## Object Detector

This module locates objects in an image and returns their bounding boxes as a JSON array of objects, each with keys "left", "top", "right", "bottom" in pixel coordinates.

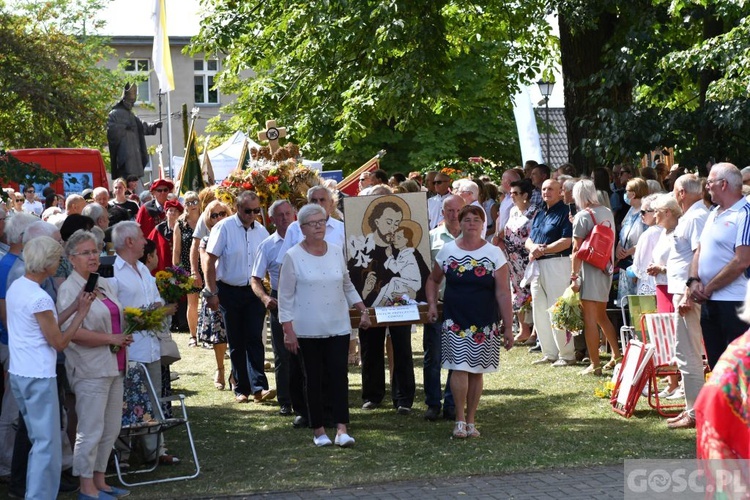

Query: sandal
[
  {"left": 466, "top": 423, "right": 481, "bottom": 438},
  {"left": 453, "top": 421, "right": 468, "bottom": 439},
  {"left": 579, "top": 364, "right": 602, "bottom": 376},
  {"left": 603, "top": 356, "right": 622, "bottom": 370},
  {"left": 188, "top": 337, "right": 198, "bottom": 348},
  {"left": 214, "top": 369, "right": 225, "bottom": 390}
]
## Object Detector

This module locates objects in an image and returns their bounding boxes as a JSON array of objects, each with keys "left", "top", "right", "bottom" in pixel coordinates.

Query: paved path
[{"left": 221, "top": 464, "right": 623, "bottom": 499}]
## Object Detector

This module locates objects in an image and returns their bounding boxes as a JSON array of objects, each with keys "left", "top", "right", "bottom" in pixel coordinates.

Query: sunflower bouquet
[
  {"left": 548, "top": 286, "right": 584, "bottom": 334},
  {"left": 155, "top": 266, "right": 198, "bottom": 303},
  {"left": 111, "top": 304, "right": 170, "bottom": 353}
]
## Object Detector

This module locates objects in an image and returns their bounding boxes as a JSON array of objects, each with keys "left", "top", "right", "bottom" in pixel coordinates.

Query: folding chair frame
[
  {"left": 113, "top": 362, "right": 200, "bottom": 487},
  {"left": 611, "top": 340, "right": 655, "bottom": 418},
  {"left": 618, "top": 295, "right": 657, "bottom": 352},
  {"left": 640, "top": 313, "right": 685, "bottom": 417}
]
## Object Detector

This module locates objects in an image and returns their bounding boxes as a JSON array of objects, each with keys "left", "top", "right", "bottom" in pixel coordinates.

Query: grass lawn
[{"left": 5, "top": 328, "right": 697, "bottom": 498}]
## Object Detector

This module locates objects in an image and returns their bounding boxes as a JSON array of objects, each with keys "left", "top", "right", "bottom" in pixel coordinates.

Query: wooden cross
[{"left": 257, "top": 119, "right": 287, "bottom": 153}]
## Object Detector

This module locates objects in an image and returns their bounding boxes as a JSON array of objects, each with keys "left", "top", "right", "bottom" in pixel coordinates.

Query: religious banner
[{"left": 344, "top": 192, "right": 431, "bottom": 309}]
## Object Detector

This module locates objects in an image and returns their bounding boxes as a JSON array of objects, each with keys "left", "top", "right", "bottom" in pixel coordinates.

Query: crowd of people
[{"left": 1, "top": 158, "right": 749, "bottom": 497}]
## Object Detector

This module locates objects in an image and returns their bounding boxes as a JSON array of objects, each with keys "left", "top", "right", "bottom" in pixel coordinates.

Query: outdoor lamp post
[{"left": 537, "top": 80, "right": 555, "bottom": 164}]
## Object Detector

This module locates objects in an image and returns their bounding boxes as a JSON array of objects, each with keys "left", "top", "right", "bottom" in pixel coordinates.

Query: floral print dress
[
  {"left": 503, "top": 204, "right": 538, "bottom": 311},
  {"left": 435, "top": 240, "right": 507, "bottom": 373}
]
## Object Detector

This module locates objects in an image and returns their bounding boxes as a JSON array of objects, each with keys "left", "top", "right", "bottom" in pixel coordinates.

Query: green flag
[{"left": 179, "top": 126, "right": 205, "bottom": 195}]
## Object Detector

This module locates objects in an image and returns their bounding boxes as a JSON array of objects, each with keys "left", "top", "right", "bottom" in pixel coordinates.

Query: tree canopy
[
  {"left": 0, "top": 0, "right": 120, "bottom": 149},
  {"left": 191, "top": 0, "right": 556, "bottom": 173}
]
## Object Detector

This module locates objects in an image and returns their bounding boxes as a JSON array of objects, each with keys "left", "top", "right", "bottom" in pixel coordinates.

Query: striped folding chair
[{"left": 640, "top": 313, "right": 685, "bottom": 417}]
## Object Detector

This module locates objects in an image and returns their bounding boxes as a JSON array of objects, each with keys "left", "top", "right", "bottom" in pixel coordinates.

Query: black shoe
[
  {"left": 443, "top": 407, "right": 456, "bottom": 421},
  {"left": 396, "top": 406, "right": 412, "bottom": 415},
  {"left": 279, "top": 404, "right": 293, "bottom": 416},
  {"left": 528, "top": 344, "right": 542, "bottom": 353},
  {"left": 361, "top": 401, "right": 379, "bottom": 410},
  {"left": 424, "top": 406, "right": 441, "bottom": 421},
  {"left": 292, "top": 415, "right": 308, "bottom": 428}
]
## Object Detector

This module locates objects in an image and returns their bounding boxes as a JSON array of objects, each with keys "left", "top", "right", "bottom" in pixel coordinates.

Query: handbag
[
  {"left": 576, "top": 208, "right": 615, "bottom": 273},
  {"left": 157, "top": 330, "right": 182, "bottom": 365}
]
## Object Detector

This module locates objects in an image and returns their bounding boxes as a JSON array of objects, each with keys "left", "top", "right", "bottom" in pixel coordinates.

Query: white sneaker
[
  {"left": 658, "top": 387, "right": 677, "bottom": 399},
  {"left": 666, "top": 387, "right": 685, "bottom": 400},
  {"left": 313, "top": 434, "right": 332, "bottom": 447},
  {"left": 334, "top": 433, "right": 355, "bottom": 447}
]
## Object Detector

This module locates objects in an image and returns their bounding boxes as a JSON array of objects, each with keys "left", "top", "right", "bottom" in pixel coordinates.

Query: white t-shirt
[
  {"left": 667, "top": 201, "right": 709, "bottom": 294},
  {"left": 7, "top": 276, "right": 58, "bottom": 378},
  {"left": 698, "top": 198, "right": 750, "bottom": 301}
]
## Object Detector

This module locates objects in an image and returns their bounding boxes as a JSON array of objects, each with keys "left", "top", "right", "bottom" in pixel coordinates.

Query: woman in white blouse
[{"left": 279, "top": 204, "right": 371, "bottom": 448}]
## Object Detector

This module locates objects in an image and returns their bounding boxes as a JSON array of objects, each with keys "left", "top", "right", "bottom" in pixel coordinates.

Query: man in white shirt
[
  {"left": 275, "top": 186, "right": 345, "bottom": 263},
  {"left": 663, "top": 175, "right": 708, "bottom": 430},
  {"left": 251, "top": 200, "right": 295, "bottom": 416},
  {"left": 427, "top": 172, "right": 452, "bottom": 229},
  {"left": 21, "top": 186, "right": 43, "bottom": 216},
  {"left": 112, "top": 221, "right": 174, "bottom": 462},
  {"left": 688, "top": 163, "right": 750, "bottom": 371},
  {"left": 204, "top": 191, "right": 274, "bottom": 404}
]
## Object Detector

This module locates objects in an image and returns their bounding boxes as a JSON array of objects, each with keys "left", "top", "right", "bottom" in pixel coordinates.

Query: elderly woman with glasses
[
  {"left": 279, "top": 204, "right": 370, "bottom": 447},
  {"left": 57, "top": 230, "right": 132, "bottom": 499},
  {"left": 616, "top": 177, "right": 648, "bottom": 302},
  {"left": 629, "top": 194, "right": 663, "bottom": 297},
  {"left": 7, "top": 236, "right": 92, "bottom": 500}
]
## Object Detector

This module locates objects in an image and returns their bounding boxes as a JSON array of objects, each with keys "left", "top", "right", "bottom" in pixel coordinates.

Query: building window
[
  {"left": 122, "top": 59, "right": 151, "bottom": 103},
  {"left": 194, "top": 59, "right": 219, "bottom": 104}
]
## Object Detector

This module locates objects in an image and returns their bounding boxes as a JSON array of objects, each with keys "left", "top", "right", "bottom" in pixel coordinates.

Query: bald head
[{"left": 541, "top": 179, "right": 563, "bottom": 207}]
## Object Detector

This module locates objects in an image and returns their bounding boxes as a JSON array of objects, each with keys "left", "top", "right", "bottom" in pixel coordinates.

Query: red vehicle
[{"left": 8, "top": 148, "right": 109, "bottom": 196}]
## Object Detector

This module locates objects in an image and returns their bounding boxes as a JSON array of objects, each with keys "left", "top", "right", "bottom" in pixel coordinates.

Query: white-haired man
[
  {"left": 688, "top": 163, "right": 750, "bottom": 373},
  {"left": 661, "top": 174, "right": 709, "bottom": 430},
  {"left": 251, "top": 199, "right": 296, "bottom": 416},
  {"left": 275, "top": 186, "right": 345, "bottom": 263}
]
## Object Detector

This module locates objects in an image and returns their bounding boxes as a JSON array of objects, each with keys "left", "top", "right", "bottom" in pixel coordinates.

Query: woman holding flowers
[
  {"left": 426, "top": 205, "right": 514, "bottom": 439},
  {"left": 197, "top": 200, "right": 231, "bottom": 389},
  {"left": 57, "top": 229, "right": 132, "bottom": 499},
  {"left": 173, "top": 191, "right": 201, "bottom": 347},
  {"left": 570, "top": 179, "right": 620, "bottom": 376}
]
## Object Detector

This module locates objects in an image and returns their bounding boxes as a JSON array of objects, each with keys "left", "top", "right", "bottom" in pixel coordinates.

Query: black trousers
[
  {"left": 218, "top": 282, "right": 268, "bottom": 396},
  {"left": 701, "top": 300, "right": 748, "bottom": 369},
  {"left": 359, "top": 324, "right": 415, "bottom": 408},
  {"left": 269, "top": 291, "right": 291, "bottom": 405},
  {"left": 298, "top": 335, "right": 350, "bottom": 429}
]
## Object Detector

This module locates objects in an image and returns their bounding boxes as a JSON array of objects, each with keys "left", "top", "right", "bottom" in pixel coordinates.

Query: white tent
[{"left": 172, "top": 131, "right": 262, "bottom": 184}]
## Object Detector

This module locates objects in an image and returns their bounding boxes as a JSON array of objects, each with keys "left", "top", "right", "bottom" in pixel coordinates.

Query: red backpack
[{"left": 576, "top": 208, "right": 615, "bottom": 274}]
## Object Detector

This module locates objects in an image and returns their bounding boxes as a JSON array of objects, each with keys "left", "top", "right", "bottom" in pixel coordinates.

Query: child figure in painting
[{"left": 373, "top": 221, "right": 423, "bottom": 305}]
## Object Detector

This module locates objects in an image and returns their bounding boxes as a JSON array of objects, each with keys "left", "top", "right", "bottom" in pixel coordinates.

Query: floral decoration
[
  {"left": 444, "top": 257, "right": 494, "bottom": 278},
  {"left": 112, "top": 303, "right": 169, "bottom": 353},
  {"left": 155, "top": 266, "right": 198, "bottom": 303},
  {"left": 443, "top": 318, "right": 499, "bottom": 344},
  {"left": 219, "top": 142, "right": 321, "bottom": 210}
]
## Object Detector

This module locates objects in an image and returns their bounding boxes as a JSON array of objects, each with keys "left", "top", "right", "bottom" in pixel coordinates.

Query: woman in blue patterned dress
[{"left": 426, "top": 205, "right": 514, "bottom": 439}]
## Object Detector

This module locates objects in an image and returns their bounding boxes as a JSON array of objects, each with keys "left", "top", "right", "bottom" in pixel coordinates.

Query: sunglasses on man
[{"left": 243, "top": 207, "right": 262, "bottom": 215}]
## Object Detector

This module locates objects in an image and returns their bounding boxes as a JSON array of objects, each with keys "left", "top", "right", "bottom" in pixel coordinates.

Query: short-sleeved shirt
[
  {"left": 529, "top": 200, "right": 573, "bottom": 253},
  {"left": 251, "top": 232, "right": 284, "bottom": 290},
  {"left": 192, "top": 216, "right": 209, "bottom": 241},
  {"left": 7, "top": 276, "right": 58, "bottom": 378},
  {"left": 698, "top": 197, "right": 750, "bottom": 301},
  {"left": 667, "top": 200, "right": 709, "bottom": 294},
  {"left": 206, "top": 214, "right": 269, "bottom": 286},
  {"left": 0, "top": 252, "right": 20, "bottom": 345}
]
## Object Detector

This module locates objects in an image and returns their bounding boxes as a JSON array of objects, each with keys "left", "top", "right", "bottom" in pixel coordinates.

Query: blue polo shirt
[{"left": 529, "top": 200, "right": 573, "bottom": 254}]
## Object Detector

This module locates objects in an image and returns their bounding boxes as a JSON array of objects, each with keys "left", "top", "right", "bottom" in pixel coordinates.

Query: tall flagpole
[{"left": 166, "top": 92, "right": 173, "bottom": 179}]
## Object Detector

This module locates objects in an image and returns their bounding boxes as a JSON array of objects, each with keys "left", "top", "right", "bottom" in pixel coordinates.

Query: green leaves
[{"left": 191, "top": 0, "right": 555, "bottom": 172}]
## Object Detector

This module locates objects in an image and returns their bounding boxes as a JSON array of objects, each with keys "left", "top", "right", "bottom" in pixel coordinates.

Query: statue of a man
[{"left": 106, "top": 83, "right": 162, "bottom": 180}]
